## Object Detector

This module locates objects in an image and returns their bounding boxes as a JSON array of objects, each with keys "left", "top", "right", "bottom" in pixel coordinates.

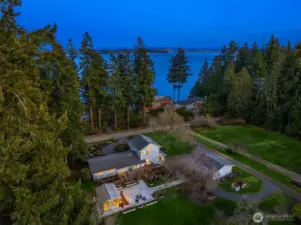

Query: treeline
[
  {"left": 80, "top": 33, "right": 156, "bottom": 134},
  {"left": 0, "top": 1, "right": 155, "bottom": 224},
  {"left": 191, "top": 36, "right": 301, "bottom": 137}
]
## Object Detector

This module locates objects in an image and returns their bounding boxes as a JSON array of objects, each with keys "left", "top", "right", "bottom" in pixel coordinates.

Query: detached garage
[{"left": 202, "top": 152, "right": 234, "bottom": 180}]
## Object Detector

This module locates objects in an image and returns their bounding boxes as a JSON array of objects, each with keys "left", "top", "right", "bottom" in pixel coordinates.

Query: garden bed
[
  {"left": 88, "top": 139, "right": 117, "bottom": 158},
  {"left": 145, "top": 177, "right": 166, "bottom": 187}
]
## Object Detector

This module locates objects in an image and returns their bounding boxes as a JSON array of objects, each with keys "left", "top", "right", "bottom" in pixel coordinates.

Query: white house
[
  {"left": 129, "top": 134, "right": 166, "bottom": 165},
  {"left": 201, "top": 152, "right": 234, "bottom": 180},
  {"left": 88, "top": 134, "right": 166, "bottom": 181}
]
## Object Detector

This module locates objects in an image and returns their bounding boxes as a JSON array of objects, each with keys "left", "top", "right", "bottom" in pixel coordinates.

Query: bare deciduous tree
[
  {"left": 226, "top": 196, "right": 266, "bottom": 225},
  {"left": 164, "top": 151, "right": 218, "bottom": 203},
  {"left": 148, "top": 107, "right": 195, "bottom": 143}
]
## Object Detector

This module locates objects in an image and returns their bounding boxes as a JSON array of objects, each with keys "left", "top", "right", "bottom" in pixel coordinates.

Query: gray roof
[
  {"left": 130, "top": 134, "right": 161, "bottom": 151},
  {"left": 202, "top": 153, "right": 233, "bottom": 170},
  {"left": 87, "top": 151, "right": 145, "bottom": 173},
  {"left": 96, "top": 183, "right": 121, "bottom": 203},
  {"left": 177, "top": 99, "right": 194, "bottom": 105}
]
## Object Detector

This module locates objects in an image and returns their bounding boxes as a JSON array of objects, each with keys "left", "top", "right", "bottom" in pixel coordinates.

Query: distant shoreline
[{"left": 97, "top": 48, "right": 221, "bottom": 54}]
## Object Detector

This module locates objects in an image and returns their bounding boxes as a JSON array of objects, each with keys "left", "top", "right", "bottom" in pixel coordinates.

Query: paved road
[
  {"left": 197, "top": 143, "right": 301, "bottom": 201},
  {"left": 212, "top": 182, "right": 279, "bottom": 201},
  {"left": 85, "top": 127, "right": 154, "bottom": 143}
]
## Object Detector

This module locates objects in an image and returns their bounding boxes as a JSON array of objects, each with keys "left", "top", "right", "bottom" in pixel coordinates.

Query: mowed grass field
[
  {"left": 195, "top": 125, "right": 301, "bottom": 174},
  {"left": 148, "top": 132, "right": 195, "bottom": 156},
  {"left": 119, "top": 187, "right": 236, "bottom": 225}
]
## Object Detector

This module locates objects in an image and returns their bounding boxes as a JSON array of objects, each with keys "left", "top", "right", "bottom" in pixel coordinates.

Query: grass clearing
[
  {"left": 219, "top": 167, "right": 262, "bottom": 193},
  {"left": 259, "top": 193, "right": 296, "bottom": 225},
  {"left": 147, "top": 132, "right": 195, "bottom": 156},
  {"left": 195, "top": 136, "right": 301, "bottom": 193},
  {"left": 119, "top": 187, "right": 236, "bottom": 225},
  {"left": 194, "top": 125, "right": 301, "bottom": 174},
  {"left": 259, "top": 192, "right": 293, "bottom": 213}
]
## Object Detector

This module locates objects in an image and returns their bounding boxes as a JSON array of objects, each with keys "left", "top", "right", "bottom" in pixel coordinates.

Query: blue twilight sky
[{"left": 18, "top": 0, "right": 301, "bottom": 49}]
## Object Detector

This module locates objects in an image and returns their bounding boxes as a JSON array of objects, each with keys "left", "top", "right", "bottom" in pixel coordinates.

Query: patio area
[
  {"left": 98, "top": 179, "right": 183, "bottom": 218},
  {"left": 122, "top": 180, "right": 155, "bottom": 205}
]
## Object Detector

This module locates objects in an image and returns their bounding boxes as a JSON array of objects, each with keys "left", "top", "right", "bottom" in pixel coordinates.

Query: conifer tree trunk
[
  {"left": 114, "top": 106, "right": 118, "bottom": 130},
  {"left": 143, "top": 102, "right": 146, "bottom": 125},
  {"left": 98, "top": 108, "right": 102, "bottom": 131},
  {"left": 90, "top": 105, "right": 94, "bottom": 130},
  {"left": 178, "top": 83, "right": 181, "bottom": 102},
  {"left": 173, "top": 85, "right": 176, "bottom": 102},
  {"left": 127, "top": 106, "right": 130, "bottom": 129}
]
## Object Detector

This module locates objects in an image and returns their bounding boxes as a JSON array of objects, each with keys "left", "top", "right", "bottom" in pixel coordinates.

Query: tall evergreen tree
[
  {"left": 199, "top": 58, "right": 210, "bottom": 83},
  {"left": 264, "top": 54, "right": 285, "bottom": 129},
  {"left": 255, "top": 52, "right": 267, "bottom": 78},
  {"left": 235, "top": 42, "right": 249, "bottom": 72},
  {"left": 133, "top": 37, "right": 156, "bottom": 124},
  {"left": 80, "top": 32, "right": 107, "bottom": 131},
  {"left": 40, "top": 41, "right": 87, "bottom": 160},
  {"left": 227, "top": 67, "right": 253, "bottom": 119},
  {"left": 80, "top": 32, "right": 94, "bottom": 130},
  {"left": 173, "top": 47, "right": 191, "bottom": 101},
  {"left": 224, "top": 61, "right": 236, "bottom": 90},
  {"left": 0, "top": 2, "right": 94, "bottom": 224},
  {"left": 118, "top": 53, "right": 137, "bottom": 129},
  {"left": 277, "top": 43, "right": 301, "bottom": 135},
  {"left": 167, "top": 56, "right": 178, "bottom": 101},
  {"left": 66, "top": 38, "right": 78, "bottom": 72},
  {"left": 108, "top": 54, "right": 124, "bottom": 130},
  {"left": 264, "top": 34, "right": 280, "bottom": 73}
]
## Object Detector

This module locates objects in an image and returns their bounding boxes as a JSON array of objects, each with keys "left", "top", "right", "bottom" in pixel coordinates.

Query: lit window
[
  {"left": 147, "top": 145, "right": 152, "bottom": 149},
  {"left": 141, "top": 150, "right": 148, "bottom": 155},
  {"left": 108, "top": 169, "right": 115, "bottom": 173},
  {"left": 97, "top": 172, "right": 103, "bottom": 175}
]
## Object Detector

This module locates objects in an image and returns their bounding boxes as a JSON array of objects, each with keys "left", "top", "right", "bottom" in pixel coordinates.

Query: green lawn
[
  {"left": 119, "top": 187, "right": 236, "bottom": 225},
  {"left": 195, "top": 136, "right": 301, "bottom": 193},
  {"left": 147, "top": 132, "right": 195, "bottom": 156},
  {"left": 219, "top": 167, "right": 262, "bottom": 193},
  {"left": 194, "top": 125, "right": 301, "bottom": 174},
  {"left": 260, "top": 193, "right": 296, "bottom": 225},
  {"left": 259, "top": 192, "right": 293, "bottom": 213}
]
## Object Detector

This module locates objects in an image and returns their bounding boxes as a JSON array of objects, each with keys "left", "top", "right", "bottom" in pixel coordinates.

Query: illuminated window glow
[{"left": 141, "top": 150, "right": 149, "bottom": 155}]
